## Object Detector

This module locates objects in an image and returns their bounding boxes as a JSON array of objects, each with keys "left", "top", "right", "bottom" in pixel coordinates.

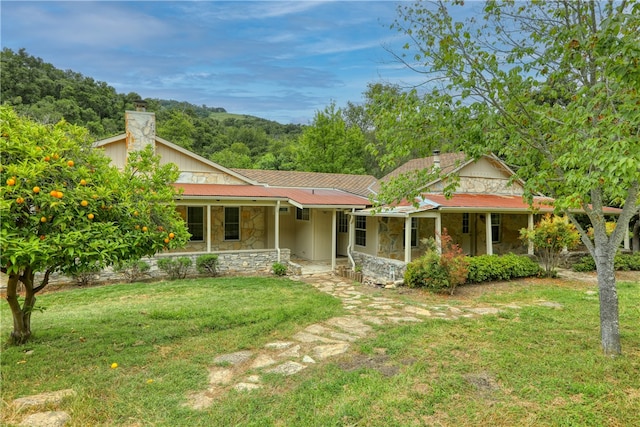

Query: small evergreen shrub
[
  {"left": 158, "top": 257, "right": 192, "bottom": 280},
  {"left": 466, "top": 253, "right": 542, "bottom": 283},
  {"left": 196, "top": 254, "right": 219, "bottom": 276},
  {"left": 71, "top": 264, "right": 102, "bottom": 286},
  {"left": 114, "top": 259, "right": 151, "bottom": 282},
  {"left": 272, "top": 262, "right": 287, "bottom": 276}
]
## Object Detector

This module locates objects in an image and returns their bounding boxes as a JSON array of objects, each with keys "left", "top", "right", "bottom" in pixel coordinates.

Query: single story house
[{"left": 94, "top": 108, "right": 627, "bottom": 282}]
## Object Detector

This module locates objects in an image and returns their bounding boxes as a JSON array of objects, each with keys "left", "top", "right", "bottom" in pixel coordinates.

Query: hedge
[
  {"left": 466, "top": 253, "right": 542, "bottom": 283},
  {"left": 573, "top": 252, "right": 640, "bottom": 272}
]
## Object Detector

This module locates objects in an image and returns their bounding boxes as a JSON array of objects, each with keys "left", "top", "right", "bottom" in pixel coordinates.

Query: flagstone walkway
[{"left": 184, "top": 273, "right": 526, "bottom": 409}]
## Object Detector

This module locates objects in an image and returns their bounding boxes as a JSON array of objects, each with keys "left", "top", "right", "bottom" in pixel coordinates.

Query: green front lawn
[{"left": 2, "top": 275, "right": 639, "bottom": 426}]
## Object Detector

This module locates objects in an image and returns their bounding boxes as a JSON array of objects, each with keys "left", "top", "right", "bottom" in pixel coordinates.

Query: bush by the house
[
  {"left": 114, "top": 259, "right": 151, "bottom": 283},
  {"left": 404, "top": 230, "right": 468, "bottom": 295},
  {"left": 272, "top": 262, "right": 287, "bottom": 276},
  {"left": 196, "top": 254, "right": 219, "bottom": 277},
  {"left": 466, "top": 253, "right": 542, "bottom": 283},
  {"left": 158, "top": 257, "right": 192, "bottom": 280},
  {"left": 71, "top": 264, "right": 102, "bottom": 286},
  {"left": 573, "top": 252, "right": 640, "bottom": 272},
  {"left": 520, "top": 214, "right": 580, "bottom": 277}
]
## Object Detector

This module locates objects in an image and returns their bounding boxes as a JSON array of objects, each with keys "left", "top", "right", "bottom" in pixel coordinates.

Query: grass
[{"left": 1, "top": 275, "right": 639, "bottom": 426}]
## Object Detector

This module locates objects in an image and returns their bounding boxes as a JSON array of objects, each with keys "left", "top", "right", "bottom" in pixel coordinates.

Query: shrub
[
  {"left": 466, "top": 253, "right": 542, "bottom": 283},
  {"left": 573, "top": 252, "right": 640, "bottom": 272},
  {"left": 404, "top": 229, "right": 468, "bottom": 295},
  {"left": 520, "top": 214, "right": 580, "bottom": 277},
  {"left": 272, "top": 262, "right": 287, "bottom": 276},
  {"left": 158, "top": 257, "right": 192, "bottom": 280},
  {"left": 71, "top": 264, "right": 102, "bottom": 286},
  {"left": 196, "top": 254, "right": 219, "bottom": 276},
  {"left": 114, "top": 259, "right": 151, "bottom": 283}
]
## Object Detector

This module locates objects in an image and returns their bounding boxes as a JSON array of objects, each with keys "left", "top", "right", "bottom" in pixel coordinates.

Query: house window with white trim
[
  {"left": 296, "top": 207, "right": 310, "bottom": 221},
  {"left": 403, "top": 217, "right": 419, "bottom": 247},
  {"left": 355, "top": 215, "right": 367, "bottom": 246},
  {"left": 337, "top": 211, "right": 348, "bottom": 233},
  {"left": 224, "top": 207, "right": 240, "bottom": 241},
  {"left": 462, "top": 213, "right": 470, "bottom": 234},
  {"left": 491, "top": 214, "right": 501, "bottom": 243},
  {"left": 187, "top": 207, "right": 204, "bottom": 241}
]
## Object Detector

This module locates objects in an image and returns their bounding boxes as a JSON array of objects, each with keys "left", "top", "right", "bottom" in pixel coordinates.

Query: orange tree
[{"left": 0, "top": 106, "right": 190, "bottom": 344}]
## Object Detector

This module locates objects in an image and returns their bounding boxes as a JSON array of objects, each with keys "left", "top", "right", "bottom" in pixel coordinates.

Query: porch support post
[
  {"left": 206, "top": 204, "right": 212, "bottom": 253},
  {"left": 347, "top": 210, "right": 356, "bottom": 269},
  {"left": 404, "top": 216, "right": 412, "bottom": 263},
  {"left": 486, "top": 212, "right": 493, "bottom": 255},
  {"left": 435, "top": 212, "right": 442, "bottom": 254},
  {"left": 275, "top": 201, "right": 281, "bottom": 262},
  {"left": 331, "top": 209, "right": 337, "bottom": 270},
  {"left": 624, "top": 224, "right": 630, "bottom": 250},
  {"left": 528, "top": 213, "right": 534, "bottom": 255}
]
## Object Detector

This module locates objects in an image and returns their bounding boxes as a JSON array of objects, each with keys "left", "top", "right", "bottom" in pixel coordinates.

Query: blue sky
[{"left": 1, "top": 1, "right": 432, "bottom": 124}]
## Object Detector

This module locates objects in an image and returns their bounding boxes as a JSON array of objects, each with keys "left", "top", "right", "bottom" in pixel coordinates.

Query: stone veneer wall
[
  {"left": 22, "top": 249, "right": 291, "bottom": 287},
  {"left": 352, "top": 251, "right": 407, "bottom": 284},
  {"left": 376, "top": 217, "right": 433, "bottom": 261}
]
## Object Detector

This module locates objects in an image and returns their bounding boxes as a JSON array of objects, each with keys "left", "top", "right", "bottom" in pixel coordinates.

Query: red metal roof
[{"left": 173, "top": 183, "right": 371, "bottom": 207}]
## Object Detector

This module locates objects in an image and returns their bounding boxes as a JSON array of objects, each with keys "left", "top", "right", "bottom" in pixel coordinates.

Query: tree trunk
[
  {"left": 594, "top": 249, "right": 621, "bottom": 356},
  {"left": 5, "top": 271, "right": 36, "bottom": 345},
  {"left": 632, "top": 218, "right": 639, "bottom": 253}
]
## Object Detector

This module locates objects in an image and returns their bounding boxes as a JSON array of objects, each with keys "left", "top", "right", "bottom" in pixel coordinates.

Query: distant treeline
[{"left": 1, "top": 48, "right": 404, "bottom": 176}]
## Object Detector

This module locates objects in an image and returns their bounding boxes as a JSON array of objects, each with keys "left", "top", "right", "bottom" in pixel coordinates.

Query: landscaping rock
[
  {"left": 19, "top": 411, "right": 70, "bottom": 427},
  {"left": 213, "top": 350, "right": 252, "bottom": 365},
  {"left": 266, "top": 361, "right": 307, "bottom": 376},
  {"left": 13, "top": 389, "right": 76, "bottom": 411}
]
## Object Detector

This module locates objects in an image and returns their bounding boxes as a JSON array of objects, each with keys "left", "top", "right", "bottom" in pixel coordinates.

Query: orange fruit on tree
[
  {"left": 164, "top": 238, "right": 170, "bottom": 244},
  {"left": 56, "top": 191, "right": 63, "bottom": 199},
  {"left": 169, "top": 232, "right": 175, "bottom": 239},
  {"left": 80, "top": 200, "right": 89, "bottom": 207},
  {"left": 6, "top": 177, "right": 16, "bottom": 186},
  {"left": 43, "top": 155, "right": 50, "bottom": 162},
  {"left": 40, "top": 235, "right": 46, "bottom": 240},
  {"left": 142, "top": 226, "right": 148, "bottom": 232},
  {"left": 80, "top": 179, "right": 87, "bottom": 186},
  {"left": 40, "top": 216, "right": 47, "bottom": 223},
  {"left": 33, "top": 186, "right": 40, "bottom": 193},
  {"left": 135, "top": 225, "right": 140, "bottom": 230},
  {"left": 16, "top": 197, "right": 24, "bottom": 204},
  {"left": 50, "top": 190, "right": 57, "bottom": 197},
  {"left": 52, "top": 153, "right": 59, "bottom": 160},
  {"left": 87, "top": 213, "right": 95, "bottom": 220},
  {"left": 67, "top": 160, "right": 74, "bottom": 167},
  {"left": 133, "top": 211, "right": 139, "bottom": 216}
]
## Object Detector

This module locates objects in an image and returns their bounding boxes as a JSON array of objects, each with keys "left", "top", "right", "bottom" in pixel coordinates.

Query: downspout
[
  {"left": 347, "top": 209, "right": 356, "bottom": 269},
  {"left": 275, "top": 200, "right": 281, "bottom": 262}
]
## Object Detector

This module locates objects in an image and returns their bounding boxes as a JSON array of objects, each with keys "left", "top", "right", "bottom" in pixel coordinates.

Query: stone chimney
[
  {"left": 125, "top": 101, "right": 156, "bottom": 153},
  {"left": 432, "top": 149, "right": 441, "bottom": 169}
]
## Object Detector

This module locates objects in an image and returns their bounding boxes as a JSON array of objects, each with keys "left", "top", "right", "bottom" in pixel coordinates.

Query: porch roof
[
  {"left": 173, "top": 183, "right": 371, "bottom": 208},
  {"left": 359, "top": 193, "right": 623, "bottom": 216}
]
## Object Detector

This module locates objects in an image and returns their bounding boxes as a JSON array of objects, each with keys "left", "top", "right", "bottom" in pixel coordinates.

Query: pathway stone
[
  {"left": 19, "top": 411, "right": 70, "bottom": 427},
  {"left": 251, "top": 354, "right": 277, "bottom": 369},
  {"left": 264, "top": 341, "right": 293, "bottom": 350},
  {"left": 13, "top": 389, "right": 76, "bottom": 411},
  {"left": 208, "top": 368, "right": 234, "bottom": 385},
  {"left": 403, "top": 306, "right": 432, "bottom": 316},
  {"left": 312, "top": 343, "right": 350, "bottom": 360},
  {"left": 213, "top": 350, "right": 253, "bottom": 365},
  {"left": 266, "top": 361, "right": 307, "bottom": 376}
]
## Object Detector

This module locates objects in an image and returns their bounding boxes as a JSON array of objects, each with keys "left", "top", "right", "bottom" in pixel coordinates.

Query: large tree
[
  {"left": 295, "top": 103, "right": 367, "bottom": 174},
  {"left": 0, "top": 106, "right": 190, "bottom": 344},
  {"left": 373, "top": 0, "right": 640, "bottom": 355}
]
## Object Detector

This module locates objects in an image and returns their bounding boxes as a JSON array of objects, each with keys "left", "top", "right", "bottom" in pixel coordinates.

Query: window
[
  {"left": 403, "top": 218, "right": 419, "bottom": 247},
  {"left": 296, "top": 207, "right": 310, "bottom": 221},
  {"left": 224, "top": 207, "right": 240, "bottom": 241},
  {"left": 491, "top": 214, "right": 501, "bottom": 243},
  {"left": 337, "top": 211, "right": 348, "bottom": 233},
  {"left": 187, "top": 207, "right": 204, "bottom": 241},
  {"left": 355, "top": 215, "right": 367, "bottom": 246},
  {"left": 462, "top": 213, "right": 470, "bottom": 234}
]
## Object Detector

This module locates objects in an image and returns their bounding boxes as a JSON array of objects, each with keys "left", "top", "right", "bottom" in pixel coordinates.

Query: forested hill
[{"left": 1, "top": 48, "right": 306, "bottom": 170}]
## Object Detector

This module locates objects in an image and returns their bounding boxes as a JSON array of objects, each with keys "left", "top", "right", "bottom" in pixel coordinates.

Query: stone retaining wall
[
  {"left": 5, "top": 249, "right": 293, "bottom": 288},
  {"left": 352, "top": 251, "right": 407, "bottom": 285}
]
